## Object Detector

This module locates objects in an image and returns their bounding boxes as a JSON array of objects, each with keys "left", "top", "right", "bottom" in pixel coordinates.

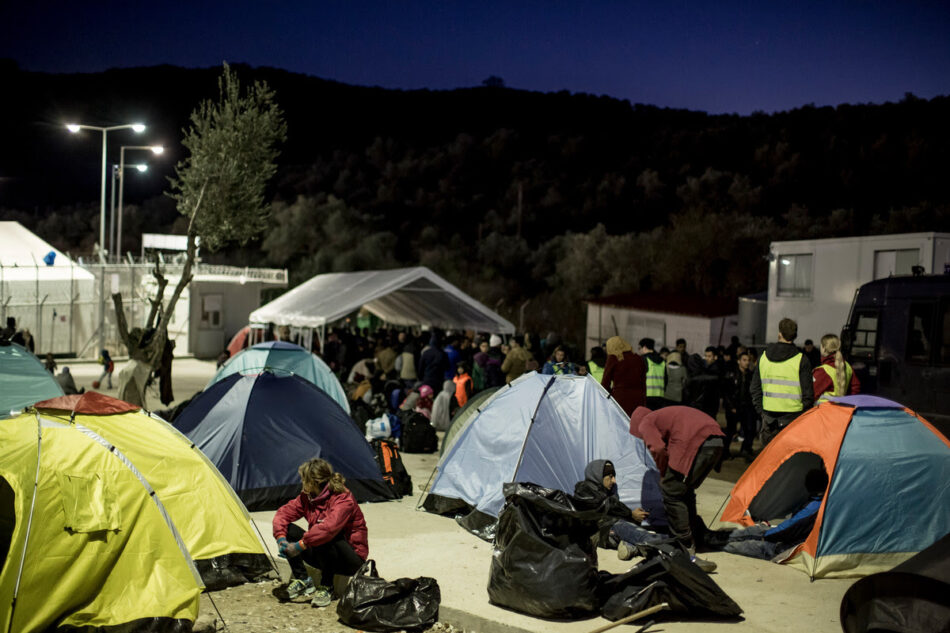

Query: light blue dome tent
[
  {"left": 208, "top": 340, "right": 350, "bottom": 414},
  {"left": 423, "top": 373, "right": 664, "bottom": 537}
]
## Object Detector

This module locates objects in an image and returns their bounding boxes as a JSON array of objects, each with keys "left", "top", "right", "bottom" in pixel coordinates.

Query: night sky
[{"left": 2, "top": 1, "right": 949, "bottom": 114}]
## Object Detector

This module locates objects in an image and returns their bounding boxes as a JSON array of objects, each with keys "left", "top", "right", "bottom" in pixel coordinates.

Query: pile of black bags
[{"left": 488, "top": 482, "right": 742, "bottom": 622}]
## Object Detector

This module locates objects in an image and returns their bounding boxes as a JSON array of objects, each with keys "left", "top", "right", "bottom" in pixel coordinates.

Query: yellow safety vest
[
  {"left": 645, "top": 357, "right": 665, "bottom": 397},
  {"left": 759, "top": 353, "right": 804, "bottom": 412},
  {"left": 817, "top": 362, "right": 853, "bottom": 401},
  {"left": 587, "top": 361, "right": 605, "bottom": 384}
]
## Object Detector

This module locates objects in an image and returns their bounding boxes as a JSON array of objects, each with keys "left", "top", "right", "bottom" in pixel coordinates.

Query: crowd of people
[{"left": 310, "top": 317, "right": 858, "bottom": 467}]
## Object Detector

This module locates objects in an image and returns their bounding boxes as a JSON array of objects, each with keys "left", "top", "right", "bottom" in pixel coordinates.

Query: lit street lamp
[
  {"left": 65, "top": 122, "right": 146, "bottom": 258},
  {"left": 116, "top": 145, "right": 164, "bottom": 259},
  {"left": 109, "top": 162, "right": 148, "bottom": 258}
]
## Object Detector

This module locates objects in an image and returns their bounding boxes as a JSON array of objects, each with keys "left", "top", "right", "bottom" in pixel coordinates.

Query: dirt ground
[{"left": 195, "top": 580, "right": 467, "bottom": 633}]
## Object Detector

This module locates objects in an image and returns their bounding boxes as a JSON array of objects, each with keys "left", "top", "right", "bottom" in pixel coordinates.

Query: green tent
[
  {"left": 0, "top": 343, "right": 63, "bottom": 417},
  {"left": 440, "top": 387, "right": 501, "bottom": 456}
]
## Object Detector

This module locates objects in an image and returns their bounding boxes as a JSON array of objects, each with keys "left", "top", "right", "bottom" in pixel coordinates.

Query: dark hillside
[{"left": 1, "top": 62, "right": 948, "bottom": 339}]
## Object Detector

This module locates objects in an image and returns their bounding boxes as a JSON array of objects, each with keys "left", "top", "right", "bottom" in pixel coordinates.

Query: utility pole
[{"left": 516, "top": 182, "right": 523, "bottom": 238}]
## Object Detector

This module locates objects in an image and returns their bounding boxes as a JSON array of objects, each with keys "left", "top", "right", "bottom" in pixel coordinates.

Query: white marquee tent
[
  {"left": 0, "top": 222, "right": 96, "bottom": 354},
  {"left": 249, "top": 267, "right": 515, "bottom": 345}
]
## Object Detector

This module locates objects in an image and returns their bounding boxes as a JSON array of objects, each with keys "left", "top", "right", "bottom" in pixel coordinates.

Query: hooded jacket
[
  {"left": 430, "top": 379, "right": 456, "bottom": 431},
  {"left": 630, "top": 406, "right": 724, "bottom": 476},
  {"left": 573, "top": 459, "right": 634, "bottom": 545},
  {"left": 750, "top": 342, "right": 814, "bottom": 418},
  {"left": 273, "top": 486, "right": 369, "bottom": 558}
]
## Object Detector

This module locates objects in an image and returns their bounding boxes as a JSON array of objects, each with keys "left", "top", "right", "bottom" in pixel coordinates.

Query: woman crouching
[{"left": 272, "top": 458, "right": 368, "bottom": 607}]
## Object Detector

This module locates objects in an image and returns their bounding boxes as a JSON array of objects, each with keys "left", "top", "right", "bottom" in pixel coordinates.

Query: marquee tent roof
[
  {"left": 249, "top": 267, "right": 515, "bottom": 333},
  {"left": 0, "top": 221, "right": 94, "bottom": 283}
]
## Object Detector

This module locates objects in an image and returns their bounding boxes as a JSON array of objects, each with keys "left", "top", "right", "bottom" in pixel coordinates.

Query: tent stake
[{"left": 584, "top": 602, "right": 669, "bottom": 633}]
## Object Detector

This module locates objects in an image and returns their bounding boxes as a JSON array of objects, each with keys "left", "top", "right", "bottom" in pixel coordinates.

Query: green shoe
[
  {"left": 311, "top": 586, "right": 332, "bottom": 608},
  {"left": 287, "top": 577, "right": 316, "bottom": 602}
]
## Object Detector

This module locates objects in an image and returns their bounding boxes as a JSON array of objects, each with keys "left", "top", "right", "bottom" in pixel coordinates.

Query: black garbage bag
[
  {"left": 336, "top": 559, "right": 440, "bottom": 632},
  {"left": 487, "top": 482, "right": 604, "bottom": 618},
  {"left": 600, "top": 543, "right": 742, "bottom": 621}
]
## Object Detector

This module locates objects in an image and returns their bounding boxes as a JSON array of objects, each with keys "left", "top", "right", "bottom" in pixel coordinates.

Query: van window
[
  {"left": 850, "top": 311, "right": 879, "bottom": 358},
  {"left": 906, "top": 303, "right": 935, "bottom": 364}
]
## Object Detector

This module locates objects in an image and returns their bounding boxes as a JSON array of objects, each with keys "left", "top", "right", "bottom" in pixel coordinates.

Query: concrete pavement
[{"left": 70, "top": 358, "right": 853, "bottom": 632}]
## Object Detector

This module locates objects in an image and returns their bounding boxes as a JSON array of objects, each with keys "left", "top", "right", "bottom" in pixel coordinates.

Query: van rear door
[{"left": 904, "top": 301, "right": 938, "bottom": 417}]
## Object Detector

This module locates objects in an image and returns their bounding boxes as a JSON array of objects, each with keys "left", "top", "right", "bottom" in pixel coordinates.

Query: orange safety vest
[{"left": 454, "top": 373, "right": 472, "bottom": 407}]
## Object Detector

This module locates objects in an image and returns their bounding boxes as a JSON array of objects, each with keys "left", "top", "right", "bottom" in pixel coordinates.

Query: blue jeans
[
  {"left": 724, "top": 524, "right": 783, "bottom": 560},
  {"left": 610, "top": 519, "right": 668, "bottom": 547}
]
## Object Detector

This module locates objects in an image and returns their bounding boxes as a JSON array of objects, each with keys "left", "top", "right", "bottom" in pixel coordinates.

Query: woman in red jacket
[
  {"left": 601, "top": 336, "right": 647, "bottom": 415},
  {"left": 273, "top": 458, "right": 368, "bottom": 607},
  {"left": 812, "top": 334, "right": 860, "bottom": 401}
]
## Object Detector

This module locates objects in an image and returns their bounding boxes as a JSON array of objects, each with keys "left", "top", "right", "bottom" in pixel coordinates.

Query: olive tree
[{"left": 112, "top": 63, "right": 286, "bottom": 405}]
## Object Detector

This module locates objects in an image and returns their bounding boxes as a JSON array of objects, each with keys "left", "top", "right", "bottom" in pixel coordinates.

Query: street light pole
[
  {"left": 117, "top": 145, "right": 163, "bottom": 259},
  {"left": 65, "top": 122, "right": 146, "bottom": 258}
]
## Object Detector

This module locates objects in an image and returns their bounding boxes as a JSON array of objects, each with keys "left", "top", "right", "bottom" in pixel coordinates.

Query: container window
[{"left": 777, "top": 254, "right": 813, "bottom": 297}]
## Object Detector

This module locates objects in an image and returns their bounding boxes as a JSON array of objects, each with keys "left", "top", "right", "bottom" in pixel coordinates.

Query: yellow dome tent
[{"left": 0, "top": 393, "right": 272, "bottom": 632}]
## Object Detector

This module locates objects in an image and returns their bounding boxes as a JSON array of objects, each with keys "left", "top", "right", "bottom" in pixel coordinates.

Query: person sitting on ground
[
  {"left": 272, "top": 458, "right": 368, "bottom": 607},
  {"left": 724, "top": 469, "right": 829, "bottom": 561},
  {"left": 572, "top": 459, "right": 667, "bottom": 561},
  {"left": 55, "top": 367, "right": 81, "bottom": 395},
  {"left": 813, "top": 333, "right": 860, "bottom": 401},
  {"left": 542, "top": 345, "right": 577, "bottom": 375}
]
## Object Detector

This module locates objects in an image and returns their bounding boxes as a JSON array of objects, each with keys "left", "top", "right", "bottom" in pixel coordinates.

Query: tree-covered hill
[{"left": 1, "top": 61, "right": 948, "bottom": 340}]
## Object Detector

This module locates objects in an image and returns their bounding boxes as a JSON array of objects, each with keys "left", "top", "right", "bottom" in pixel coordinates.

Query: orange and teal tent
[{"left": 722, "top": 395, "right": 950, "bottom": 579}]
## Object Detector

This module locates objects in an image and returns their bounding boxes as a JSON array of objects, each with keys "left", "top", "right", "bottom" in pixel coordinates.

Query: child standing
[{"left": 97, "top": 349, "right": 114, "bottom": 389}]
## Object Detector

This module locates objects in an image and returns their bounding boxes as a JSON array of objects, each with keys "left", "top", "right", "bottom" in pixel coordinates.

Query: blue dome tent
[
  {"left": 175, "top": 371, "right": 393, "bottom": 510},
  {"left": 208, "top": 341, "right": 350, "bottom": 414}
]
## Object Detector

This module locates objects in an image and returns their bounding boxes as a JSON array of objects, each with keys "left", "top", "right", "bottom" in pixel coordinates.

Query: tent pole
[
  {"left": 510, "top": 376, "right": 556, "bottom": 483},
  {"left": 8, "top": 413, "right": 45, "bottom": 633}
]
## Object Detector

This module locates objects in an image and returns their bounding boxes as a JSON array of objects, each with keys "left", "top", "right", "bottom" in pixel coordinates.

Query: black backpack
[
  {"left": 370, "top": 438, "right": 413, "bottom": 498},
  {"left": 400, "top": 411, "right": 438, "bottom": 453}
]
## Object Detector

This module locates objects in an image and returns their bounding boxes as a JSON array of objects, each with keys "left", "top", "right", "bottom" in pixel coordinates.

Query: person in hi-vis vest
[
  {"left": 639, "top": 337, "right": 667, "bottom": 410},
  {"left": 750, "top": 318, "right": 814, "bottom": 446},
  {"left": 812, "top": 333, "right": 860, "bottom": 401}
]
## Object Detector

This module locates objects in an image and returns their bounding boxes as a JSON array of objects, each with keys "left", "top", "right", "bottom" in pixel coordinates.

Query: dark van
[{"left": 841, "top": 274, "right": 950, "bottom": 434}]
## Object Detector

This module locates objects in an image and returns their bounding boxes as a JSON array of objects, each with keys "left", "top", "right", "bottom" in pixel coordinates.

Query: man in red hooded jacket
[{"left": 629, "top": 406, "right": 724, "bottom": 572}]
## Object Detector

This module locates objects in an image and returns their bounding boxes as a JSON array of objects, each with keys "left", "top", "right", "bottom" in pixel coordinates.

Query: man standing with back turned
[{"left": 751, "top": 318, "right": 813, "bottom": 446}]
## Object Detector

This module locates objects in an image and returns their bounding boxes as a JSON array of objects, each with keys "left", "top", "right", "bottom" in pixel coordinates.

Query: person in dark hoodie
[
  {"left": 751, "top": 318, "right": 814, "bottom": 446},
  {"left": 572, "top": 459, "right": 666, "bottom": 559},
  {"left": 417, "top": 331, "right": 448, "bottom": 394},
  {"left": 639, "top": 338, "right": 666, "bottom": 409}
]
